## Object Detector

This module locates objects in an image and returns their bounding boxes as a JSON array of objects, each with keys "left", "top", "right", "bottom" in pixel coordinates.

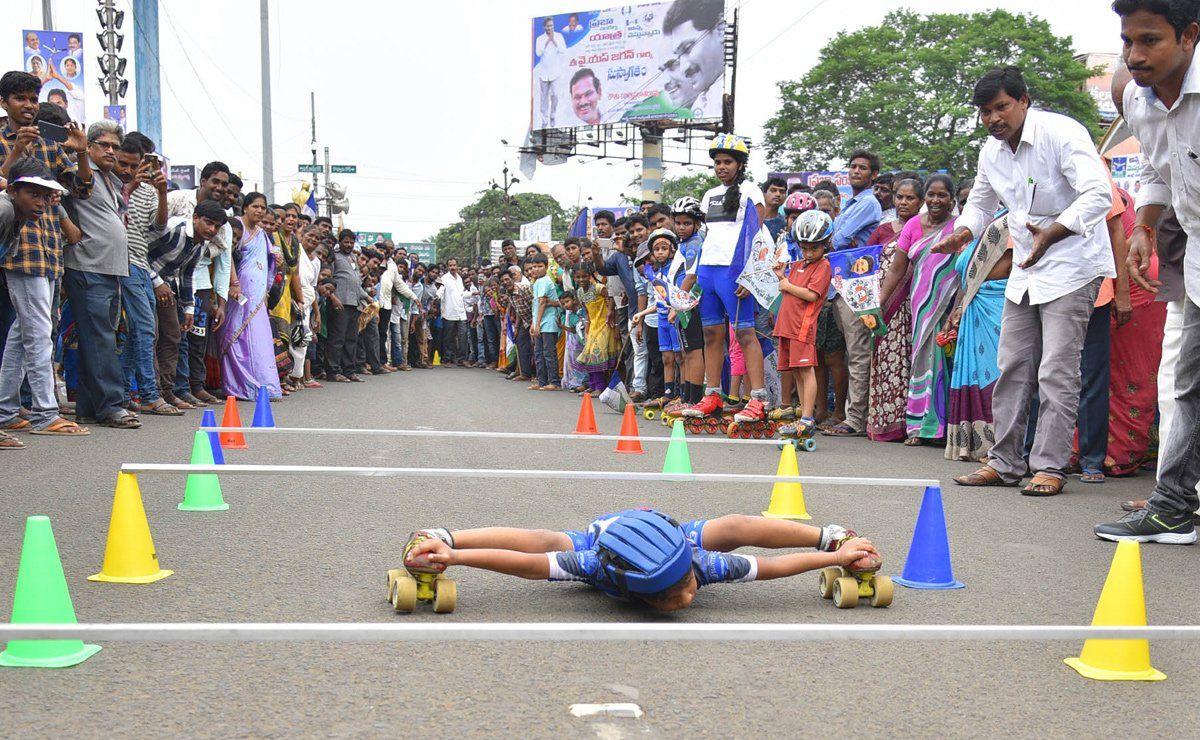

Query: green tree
[
  {"left": 625, "top": 171, "right": 721, "bottom": 205},
  {"left": 432, "top": 189, "right": 572, "bottom": 263},
  {"left": 763, "top": 10, "right": 1100, "bottom": 178}
]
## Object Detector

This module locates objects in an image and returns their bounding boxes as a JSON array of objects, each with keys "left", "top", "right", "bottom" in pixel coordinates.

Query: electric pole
[
  {"left": 42, "top": 0, "right": 53, "bottom": 28},
  {"left": 259, "top": 0, "right": 274, "bottom": 202}
]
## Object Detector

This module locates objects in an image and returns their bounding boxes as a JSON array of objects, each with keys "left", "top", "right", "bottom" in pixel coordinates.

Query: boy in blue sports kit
[{"left": 404, "top": 511, "right": 880, "bottom": 612}]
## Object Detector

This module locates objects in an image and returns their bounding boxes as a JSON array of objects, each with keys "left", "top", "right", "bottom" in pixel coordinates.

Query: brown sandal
[
  {"left": 953, "top": 465, "right": 1018, "bottom": 487},
  {"left": 0, "top": 430, "right": 25, "bottom": 449},
  {"left": 30, "top": 417, "right": 91, "bottom": 436},
  {"left": 2, "top": 418, "right": 32, "bottom": 432},
  {"left": 1021, "top": 472, "right": 1066, "bottom": 497}
]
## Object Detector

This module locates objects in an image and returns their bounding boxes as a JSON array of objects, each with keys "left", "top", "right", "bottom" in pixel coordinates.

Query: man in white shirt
[
  {"left": 534, "top": 17, "right": 564, "bottom": 129},
  {"left": 939, "top": 67, "right": 1113, "bottom": 497},
  {"left": 1095, "top": 1, "right": 1200, "bottom": 544},
  {"left": 437, "top": 258, "right": 468, "bottom": 366}
]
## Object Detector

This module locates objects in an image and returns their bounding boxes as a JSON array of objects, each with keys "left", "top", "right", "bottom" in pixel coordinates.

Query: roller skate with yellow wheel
[
  {"left": 779, "top": 417, "right": 817, "bottom": 452},
  {"left": 640, "top": 396, "right": 666, "bottom": 420},
  {"left": 725, "top": 397, "right": 778, "bottom": 439},
  {"left": 816, "top": 529, "right": 892, "bottom": 609},
  {"left": 681, "top": 391, "right": 727, "bottom": 435},
  {"left": 387, "top": 529, "right": 458, "bottom": 614},
  {"left": 660, "top": 397, "right": 688, "bottom": 428}
]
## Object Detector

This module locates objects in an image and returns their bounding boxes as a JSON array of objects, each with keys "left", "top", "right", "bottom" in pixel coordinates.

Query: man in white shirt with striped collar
[
  {"left": 937, "top": 66, "right": 1113, "bottom": 498},
  {"left": 1096, "top": 0, "right": 1200, "bottom": 544}
]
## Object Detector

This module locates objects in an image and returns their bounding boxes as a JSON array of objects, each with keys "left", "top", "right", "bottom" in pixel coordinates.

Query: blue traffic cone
[
  {"left": 893, "top": 485, "right": 965, "bottom": 590},
  {"left": 200, "top": 409, "right": 224, "bottom": 465},
  {"left": 251, "top": 385, "right": 275, "bottom": 428}
]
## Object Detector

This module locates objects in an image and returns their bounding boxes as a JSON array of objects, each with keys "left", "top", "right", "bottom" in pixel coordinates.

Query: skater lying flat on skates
[{"left": 403, "top": 510, "right": 881, "bottom": 612}]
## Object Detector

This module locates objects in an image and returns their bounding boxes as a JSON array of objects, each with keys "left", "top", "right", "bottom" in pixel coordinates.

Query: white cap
[{"left": 11, "top": 175, "right": 67, "bottom": 193}]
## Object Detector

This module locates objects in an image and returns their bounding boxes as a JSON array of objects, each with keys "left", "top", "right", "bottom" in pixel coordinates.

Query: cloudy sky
[{"left": 6, "top": 0, "right": 1120, "bottom": 240}]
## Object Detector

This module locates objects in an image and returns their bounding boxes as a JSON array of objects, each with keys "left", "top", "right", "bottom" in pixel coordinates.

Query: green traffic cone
[
  {"left": 662, "top": 420, "right": 693, "bottom": 474},
  {"left": 0, "top": 516, "right": 101, "bottom": 668},
  {"left": 179, "top": 430, "right": 228, "bottom": 512}
]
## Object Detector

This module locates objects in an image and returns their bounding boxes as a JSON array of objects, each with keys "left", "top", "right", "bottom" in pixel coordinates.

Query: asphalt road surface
[{"left": 2, "top": 367, "right": 1197, "bottom": 737}]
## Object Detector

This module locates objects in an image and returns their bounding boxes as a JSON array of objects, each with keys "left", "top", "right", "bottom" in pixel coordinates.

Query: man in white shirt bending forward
[{"left": 936, "top": 66, "right": 1113, "bottom": 498}]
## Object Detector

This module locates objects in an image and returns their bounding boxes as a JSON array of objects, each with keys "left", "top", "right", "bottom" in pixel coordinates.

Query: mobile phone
[{"left": 37, "top": 120, "right": 69, "bottom": 144}]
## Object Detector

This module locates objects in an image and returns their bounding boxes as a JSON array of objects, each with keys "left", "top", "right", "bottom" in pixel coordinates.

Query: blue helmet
[{"left": 596, "top": 510, "right": 692, "bottom": 595}]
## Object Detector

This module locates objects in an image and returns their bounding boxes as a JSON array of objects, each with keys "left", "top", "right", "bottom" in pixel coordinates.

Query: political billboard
[
  {"left": 355, "top": 231, "right": 392, "bottom": 249},
  {"left": 22, "top": 29, "right": 86, "bottom": 123},
  {"left": 530, "top": 0, "right": 726, "bottom": 131}
]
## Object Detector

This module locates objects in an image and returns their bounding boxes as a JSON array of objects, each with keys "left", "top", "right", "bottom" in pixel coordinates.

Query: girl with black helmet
[
  {"left": 401, "top": 511, "right": 879, "bottom": 612},
  {"left": 683, "top": 134, "right": 772, "bottom": 428}
]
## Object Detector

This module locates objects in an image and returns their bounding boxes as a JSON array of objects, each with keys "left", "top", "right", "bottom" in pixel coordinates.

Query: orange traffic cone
[
  {"left": 219, "top": 396, "right": 248, "bottom": 450},
  {"left": 615, "top": 403, "right": 644, "bottom": 454},
  {"left": 574, "top": 392, "right": 599, "bottom": 435}
]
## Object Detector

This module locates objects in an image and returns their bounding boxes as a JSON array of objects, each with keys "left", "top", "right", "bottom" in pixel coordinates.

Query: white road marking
[{"left": 570, "top": 703, "right": 644, "bottom": 719}]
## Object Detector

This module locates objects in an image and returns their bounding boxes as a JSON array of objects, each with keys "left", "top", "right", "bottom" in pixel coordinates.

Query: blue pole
[{"left": 133, "top": 0, "right": 162, "bottom": 149}]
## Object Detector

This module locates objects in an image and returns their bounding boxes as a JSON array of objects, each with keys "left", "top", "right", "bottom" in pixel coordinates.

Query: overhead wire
[
  {"left": 153, "top": 2, "right": 261, "bottom": 165},
  {"left": 126, "top": 3, "right": 223, "bottom": 155}
]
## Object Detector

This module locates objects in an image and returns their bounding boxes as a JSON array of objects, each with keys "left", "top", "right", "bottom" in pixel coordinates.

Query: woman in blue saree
[{"left": 944, "top": 211, "right": 1011, "bottom": 462}]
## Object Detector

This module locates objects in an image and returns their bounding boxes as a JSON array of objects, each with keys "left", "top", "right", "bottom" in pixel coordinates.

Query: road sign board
[
  {"left": 396, "top": 242, "right": 436, "bottom": 264},
  {"left": 330, "top": 165, "right": 357, "bottom": 174},
  {"left": 297, "top": 164, "right": 322, "bottom": 173}
]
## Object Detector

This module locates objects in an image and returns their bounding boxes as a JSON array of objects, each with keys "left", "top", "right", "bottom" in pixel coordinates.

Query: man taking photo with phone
[{"left": 0, "top": 70, "right": 93, "bottom": 439}]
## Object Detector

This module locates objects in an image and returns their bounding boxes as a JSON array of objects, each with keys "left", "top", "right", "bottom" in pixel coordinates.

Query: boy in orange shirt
[{"left": 773, "top": 211, "right": 834, "bottom": 438}]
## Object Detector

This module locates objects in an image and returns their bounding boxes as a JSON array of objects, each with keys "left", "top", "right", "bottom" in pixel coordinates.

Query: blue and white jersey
[
  {"left": 548, "top": 511, "right": 758, "bottom": 597},
  {"left": 669, "top": 234, "right": 704, "bottom": 288}
]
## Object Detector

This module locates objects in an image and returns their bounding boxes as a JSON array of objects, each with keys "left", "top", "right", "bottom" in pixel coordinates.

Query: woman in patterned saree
[
  {"left": 865, "top": 177, "right": 923, "bottom": 441},
  {"left": 878, "top": 174, "right": 959, "bottom": 445},
  {"left": 944, "top": 212, "right": 1011, "bottom": 462}
]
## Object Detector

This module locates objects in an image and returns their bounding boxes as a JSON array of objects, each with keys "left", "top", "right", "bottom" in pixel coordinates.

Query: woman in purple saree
[{"left": 219, "top": 192, "right": 283, "bottom": 401}]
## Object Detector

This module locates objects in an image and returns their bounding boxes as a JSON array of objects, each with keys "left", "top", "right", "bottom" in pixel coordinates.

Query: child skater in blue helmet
[{"left": 403, "top": 510, "right": 880, "bottom": 612}]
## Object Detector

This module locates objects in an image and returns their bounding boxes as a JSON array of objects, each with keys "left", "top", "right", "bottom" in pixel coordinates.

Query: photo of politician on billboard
[
  {"left": 531, "top": 0, "right": 726, "bottom": 130},
  {"left": 21, "top": 29, "right": 86, "bottom": 123}
]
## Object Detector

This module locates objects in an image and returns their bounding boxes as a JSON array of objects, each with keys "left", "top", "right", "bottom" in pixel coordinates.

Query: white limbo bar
[
  {"left": 120, "top": 463, "right": 940, "bottom": 488},
  {"left": 201, "top": 426, "right": 789, "bottom": 446},
  {"left": 1, "top": 623, "right": 1198, "bottom": 642}
]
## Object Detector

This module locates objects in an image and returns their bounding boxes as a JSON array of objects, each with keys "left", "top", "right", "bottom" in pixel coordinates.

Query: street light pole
[
  {"left": 259, "top": 0, "right": 275, "bottom": 202},
  {"left": 490, "top": 165, "right": 520, "bottom": 237}
]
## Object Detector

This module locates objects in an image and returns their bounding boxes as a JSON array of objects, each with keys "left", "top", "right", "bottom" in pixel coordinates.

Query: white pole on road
[
  {"left": 200, "top": 426, "right": 795, "bottom": 446},
  {"left": 0, "top": 622, "right": 1196, "bottom": 642},
  {"left": 119, "top": 464, "right": 940, "bottom": 489}
]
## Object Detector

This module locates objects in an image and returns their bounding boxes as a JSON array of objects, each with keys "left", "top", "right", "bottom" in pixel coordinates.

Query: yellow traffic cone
[
  {"left": 87, "top": 473, "right": 173, "bottom": 584},
  {"left": 761, "top": 443, "right": 810, "bottom": 520},
  {"left": 432, "top": 350, "right": 441, "bottom": 366},
  {"left": 1063, "top": 540, "right": 1165, "bottom": 681}
]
